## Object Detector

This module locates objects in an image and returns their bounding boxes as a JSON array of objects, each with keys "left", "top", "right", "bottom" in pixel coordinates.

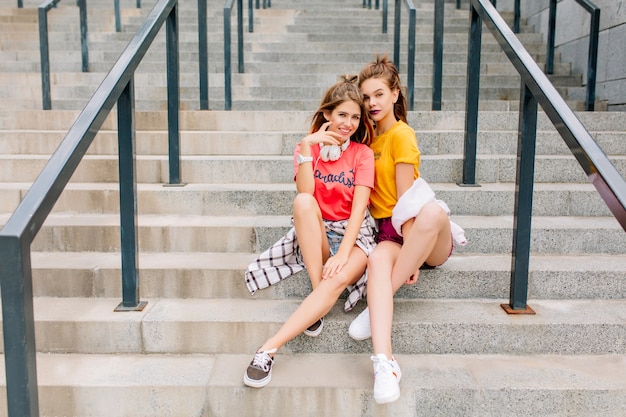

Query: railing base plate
[
  {"left": 456, "top": 182, "right": 481, "bottom": 187},
  {"left": 500, "top": 303, "right": 536, "bottom": 315},
  {"left": 114, "top": 301, "right": 148, "bottom": 312},
  {"left": 163, "top": 182, "right": 188, "bottom": 188}
]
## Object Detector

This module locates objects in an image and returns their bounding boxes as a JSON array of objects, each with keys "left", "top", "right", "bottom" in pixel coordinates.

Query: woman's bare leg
[
  {"left": 391, "top": 203, "right": 452, "bottom": 285},
  {"left": 367, "top": 241, "right": 401, "bottom": 358},
  {"left": 368, "top": 203, "right": 452, "bottom": 358},
  {"left": 258, "top": 246, "right": 368, "bottom": 352},
  {"left": 292, "top": 193, "right": 329, "bottom": 289}
]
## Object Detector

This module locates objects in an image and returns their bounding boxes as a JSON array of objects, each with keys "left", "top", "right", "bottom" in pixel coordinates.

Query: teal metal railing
[
  {"left": 114, "top": 0, "right": 142, "bottom": 32},
  {"left": 545, "top": 0, "right": 600, "bottom": 111},
  {"left": 461, "top": 0, "right": 625, "bottom": 314},
  {"left": 1, "top": 0, "right": 182, "bottom": 415},
  {"left": 223, "top": 0, "right": 269, "bottom": 109},
  {"left": 39, "top": 0, "right": 88, "bottom": 109}
]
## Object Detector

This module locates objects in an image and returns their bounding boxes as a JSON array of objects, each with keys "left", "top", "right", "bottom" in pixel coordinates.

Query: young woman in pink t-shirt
[{"left": 243, "top": 76, "right": 376, "bottom": 388}]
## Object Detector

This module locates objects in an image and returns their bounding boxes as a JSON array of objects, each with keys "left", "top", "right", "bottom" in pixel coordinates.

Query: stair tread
[
  {"left": 27, "top": 251, "right": 626, "bottom": 272},
  {"left": 25, "top": 297, "right": 626, "bottom": 329},
  {"left": 2, "top": 212, "right": 622, "bottom": 228},
  {"left": 4, "top": 352, "right": 621, "bottom": 390}
]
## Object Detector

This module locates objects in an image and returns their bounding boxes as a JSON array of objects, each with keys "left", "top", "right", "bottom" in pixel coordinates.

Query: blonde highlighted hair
[{"left": 309, "top": 74, "right": 374, "bottom": 146}]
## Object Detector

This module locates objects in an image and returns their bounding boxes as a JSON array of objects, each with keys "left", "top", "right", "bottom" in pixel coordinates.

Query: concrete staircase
[{"left": 0, "top": 0, "right": 625, "bottom": 416}]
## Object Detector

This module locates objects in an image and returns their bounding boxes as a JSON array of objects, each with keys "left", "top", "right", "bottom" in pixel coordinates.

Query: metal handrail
[
  {"left": 224, "top": 0, "right": 243, "bottom": 110},
  {"left": 439, "top": 1, "right": 499, "bottom": 111},
  {"left": 0, "top": 0, "right": 182, "bottom": 415},
  {"left": 39, "top": 0, "right": 88, "bottom": 110},
  {"left": 432, "top": 0, "right": 443, "bottom": 110},
  {"left": 223, "top": 0, "right": 268, "bottom": 109},
  {"left": 462, "top": 0, "right": 625, "bottom": 313},
  {"left": 380, "top": 0, "right": 415, "bottom": 110},
  {"left": 198, "top": 0, "right": 209, "bottom": 108},
  {"left": 114, "top": 0, "right": 143, "bottom": 32},
  {"left": 395, "top": 0, "right": 415, "bottom": 110},
  {"left": 546, "top": 0, "right": 599, "bottom": 111}
]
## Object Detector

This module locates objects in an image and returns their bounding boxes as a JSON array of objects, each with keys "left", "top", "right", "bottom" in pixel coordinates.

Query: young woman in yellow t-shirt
[{"left": 350, "top": 55, "right": 454, "bottom": 404}]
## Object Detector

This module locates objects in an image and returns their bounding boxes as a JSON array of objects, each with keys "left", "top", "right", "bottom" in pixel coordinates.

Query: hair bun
[{"left": 340, "top": 74, "right": 358, "bottom": 84}]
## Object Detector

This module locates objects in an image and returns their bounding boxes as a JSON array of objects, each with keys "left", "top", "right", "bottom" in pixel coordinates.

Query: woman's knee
[
  {"left": 293, "top": 193, "right": 319, "bottom": 217},
  {"left": 367, "top": 245, "right": 396, "bottom": 278},
  {"left": 415, "top": 203, "right": 449, "bottom": 231},
  {"left": 319, "top": 271, "right": 352, "bottom": 294}
]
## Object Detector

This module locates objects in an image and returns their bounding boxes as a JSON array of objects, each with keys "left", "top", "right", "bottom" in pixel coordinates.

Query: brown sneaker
[
  {"left": 243, "top": 348, "right": 277, "bottom": 388},
  {"left": 303, "top": 317, "right": 324, "bottom": 337}
]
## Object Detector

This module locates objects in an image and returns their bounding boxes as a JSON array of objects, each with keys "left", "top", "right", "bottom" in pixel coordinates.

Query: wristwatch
[{"left": 297, "top": 154, "right": 314, "bottom": 165}]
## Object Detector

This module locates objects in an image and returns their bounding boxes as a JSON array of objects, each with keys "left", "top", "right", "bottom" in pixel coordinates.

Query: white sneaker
[
  {"left": 371, "top": 353, "right": 402, "bottom": 404},
  {"left": 349, "top": 307, "right": 371, "bottom": 340}
]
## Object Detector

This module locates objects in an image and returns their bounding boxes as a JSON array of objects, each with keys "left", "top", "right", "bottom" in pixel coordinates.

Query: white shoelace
[{"left": 252, "top": 350, "right": 276, "bottom": 372}]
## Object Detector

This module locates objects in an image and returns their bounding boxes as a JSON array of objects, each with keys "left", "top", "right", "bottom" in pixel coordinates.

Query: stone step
[
  {"left": 0, "top": 96, "right": 595, "bottom": 111},
  {"left": 1, "top": 153, "right": 623, "bottom": 184},
  {"left": 1, "top": 297, "right": 624, "bottom": 355},
  {"left": 1, "top": 352, "right": 623, "bottom": 417},
  {"left": 1, "top": 110, "right": 623, "bottom": 132},
  {"left": 3, "top": 84, "right": 571, "bottom": 106},
  {"left": 26, "top": 251, "right": 626, "bottom": 301},
  {"left": 0, "top": 214, "right": 622, "bottom": 254},
  {"left": 0, "top": 29, "right": 546, "bottom": 50},
  {"left": 0, "top": 182, "right": 616, "bottom": 218},
  {"left": 4, "top": 126, "right": 622, "bottom": 157}
]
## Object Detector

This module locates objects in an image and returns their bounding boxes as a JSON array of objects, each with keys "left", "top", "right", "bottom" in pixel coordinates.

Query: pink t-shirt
[{"left": 293, "top": 141, "right": 375, "bottom": 221}]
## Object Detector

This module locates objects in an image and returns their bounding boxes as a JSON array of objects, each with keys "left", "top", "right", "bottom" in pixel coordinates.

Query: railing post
[
  {"left": 502, "top": 81, "right": 537, "bottom": 315},
  {"left": 513, "top": 0, "right": 520, "bottom": 33},
  {"left": 407, "top": 3, "right": 415, "bottom": 110},
  {"left": 546, "top": 0, "right": 556, "bottom": 74},
  {"left": 248, "top": 0, "right": 253, "bottom": 32},
  {"left": 166, "top": 2, "right": 182, "bottom": 185},
  {"left": 432, "top": 0, "right": 444, "bottom": 110},
  {"left": 115, "top": 0, "right": 121, "bottom": 32},
  {"left": 238, "top": 0, "right": 244, "bottom": 73},
  {"left": 456, "top": 0, "right": 461, "bottom": 9},
  {"left": 393, "top": 0, "right": 400, "bottom": 68},
  {"left": 382, "top": 0, "right": 388, "bottom": 34},
  {"left": 0, "top": 235, "right": 40, "bottom": 417},
  {"left": 38, "top": 6, "right": 51, "bottom": 110},
  {"left": 586, "top": 7, "right": 600, "bottom": 111},
  {"left": 78, "top": 0, "right": 89, "bottom": 72},
  {"left": 198, "top": 0, "right": 209, "bottom": 109},
  {"left": 224, "top": 2, "right": 233, "bottom": 110},
  {"left": 115, "top": 78, "right": 147, "bottom": 312},
  {"left": 460, "top": 2, "right": 481, "bottom": 186}
]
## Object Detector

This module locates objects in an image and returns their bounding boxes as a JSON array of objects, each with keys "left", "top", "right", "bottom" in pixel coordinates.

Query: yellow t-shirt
[{"left": 369, "top": 120, "right": 421, "bottom": 219}]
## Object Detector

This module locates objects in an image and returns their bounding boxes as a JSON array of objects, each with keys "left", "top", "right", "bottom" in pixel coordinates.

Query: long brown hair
[
  {"left": 309, "top": 75, "right": 374, "bottom": 146},
  {"left": 358, "top": 54, "right": 408, "bottom": 124}
]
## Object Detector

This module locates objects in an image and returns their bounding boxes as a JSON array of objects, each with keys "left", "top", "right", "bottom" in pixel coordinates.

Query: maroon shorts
[{"left": 375, "top": 217, "right": 452, "bottom": 268}]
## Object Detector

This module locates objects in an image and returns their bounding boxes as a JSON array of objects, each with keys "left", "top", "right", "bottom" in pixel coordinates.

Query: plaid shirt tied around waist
[{"left": 244, "top": 211, "right": 376, "bottom": 312}]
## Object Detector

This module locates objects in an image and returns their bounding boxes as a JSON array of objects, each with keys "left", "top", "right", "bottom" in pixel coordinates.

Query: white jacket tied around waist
[{"left": 391, "top": 178, "right": 467, "bottom": 246}]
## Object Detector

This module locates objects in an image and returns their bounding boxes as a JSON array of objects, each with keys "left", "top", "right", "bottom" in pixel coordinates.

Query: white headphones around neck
[{"left": 319, "top": 139, "right": 350, "bottom": 162}]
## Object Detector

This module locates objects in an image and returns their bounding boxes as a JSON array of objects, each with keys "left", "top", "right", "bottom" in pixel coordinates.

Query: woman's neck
[{"left": 375, "top": 117, "right": 398, "bottom": 136}]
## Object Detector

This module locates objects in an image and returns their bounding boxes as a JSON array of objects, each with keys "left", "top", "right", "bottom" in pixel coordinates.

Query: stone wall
[{"left": 522, "top": 0, "right": 626, "bottom": 111}]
